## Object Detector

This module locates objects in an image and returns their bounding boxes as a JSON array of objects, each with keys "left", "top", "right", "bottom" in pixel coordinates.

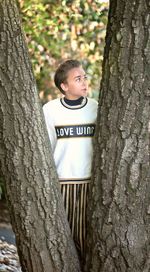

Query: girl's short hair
[{"left": 54, "top": 59, "right": 81, "bottom": 94}]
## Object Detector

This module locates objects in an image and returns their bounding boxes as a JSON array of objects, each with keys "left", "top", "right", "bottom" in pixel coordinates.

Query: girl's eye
[
  {"left": 75, "top": 75, "right": 88, "bottom": 82},
  {"left": 76, "top": 78, "right": 81, "bottom": 82}
]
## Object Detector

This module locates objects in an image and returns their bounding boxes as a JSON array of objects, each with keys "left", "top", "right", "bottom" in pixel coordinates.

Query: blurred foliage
[{"left": 19, "top": 0, "right": 109, "bottom": 103}]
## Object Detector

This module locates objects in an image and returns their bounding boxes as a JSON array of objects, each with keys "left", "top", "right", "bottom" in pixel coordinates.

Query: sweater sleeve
[{"left": 43, "top": 104, "right": 57, "bottom": 153}]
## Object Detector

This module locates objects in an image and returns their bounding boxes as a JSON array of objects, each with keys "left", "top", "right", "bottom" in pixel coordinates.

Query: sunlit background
[{"left": 20, "top": 0, "right": 109, "bottom": 103}]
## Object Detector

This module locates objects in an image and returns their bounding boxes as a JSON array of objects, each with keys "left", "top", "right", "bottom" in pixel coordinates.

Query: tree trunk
[
  {"left": 85, "top": 0, "right": 150, "bottom": 271},
  {"left": 0, "top": 1, "right": 80, "bottom": 271}
]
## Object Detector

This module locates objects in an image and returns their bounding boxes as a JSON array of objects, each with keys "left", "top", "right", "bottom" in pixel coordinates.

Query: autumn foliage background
[{"left": 20, "top": 0, "right": 109, "bottom": 103}]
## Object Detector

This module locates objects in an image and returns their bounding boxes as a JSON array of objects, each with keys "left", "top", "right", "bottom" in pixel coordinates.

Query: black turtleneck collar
[
  {"left": 64, "top": 96, "right": 84, "bottom": 106},
  {"left": 60, "top": 96, "right": 88, "bottom": 109}
]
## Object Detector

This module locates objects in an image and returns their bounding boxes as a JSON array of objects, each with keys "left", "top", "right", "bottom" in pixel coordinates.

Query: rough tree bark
[
  {"left": 0, "top": 1, "right": 80, "bottom": 271},
  {"left": 85, "top": 0, "right": 150, "bottom": 271}
]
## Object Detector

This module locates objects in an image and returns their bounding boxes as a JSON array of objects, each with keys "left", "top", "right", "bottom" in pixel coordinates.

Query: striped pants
[{"left": 60, "top": 182, "right": 89, "bottom": 258}]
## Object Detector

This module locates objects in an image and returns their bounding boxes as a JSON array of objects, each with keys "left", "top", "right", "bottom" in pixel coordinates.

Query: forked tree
[{"left": 0, "top": 0, "right": 149, "bottom": 272}]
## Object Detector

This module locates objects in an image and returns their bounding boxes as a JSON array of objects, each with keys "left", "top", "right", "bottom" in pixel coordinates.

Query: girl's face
[{"left": 61, "top": 66, "right": 88, "bottom": 100}]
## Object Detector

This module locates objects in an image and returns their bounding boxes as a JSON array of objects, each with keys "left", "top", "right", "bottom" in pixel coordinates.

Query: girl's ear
[{"left": 60, "top": 82, "right": 68, "bottom": 92}]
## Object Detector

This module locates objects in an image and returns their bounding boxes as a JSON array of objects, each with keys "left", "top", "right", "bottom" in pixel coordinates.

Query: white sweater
[{"left": 43, "top": 97, "right": 98, "bottom": 183}]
